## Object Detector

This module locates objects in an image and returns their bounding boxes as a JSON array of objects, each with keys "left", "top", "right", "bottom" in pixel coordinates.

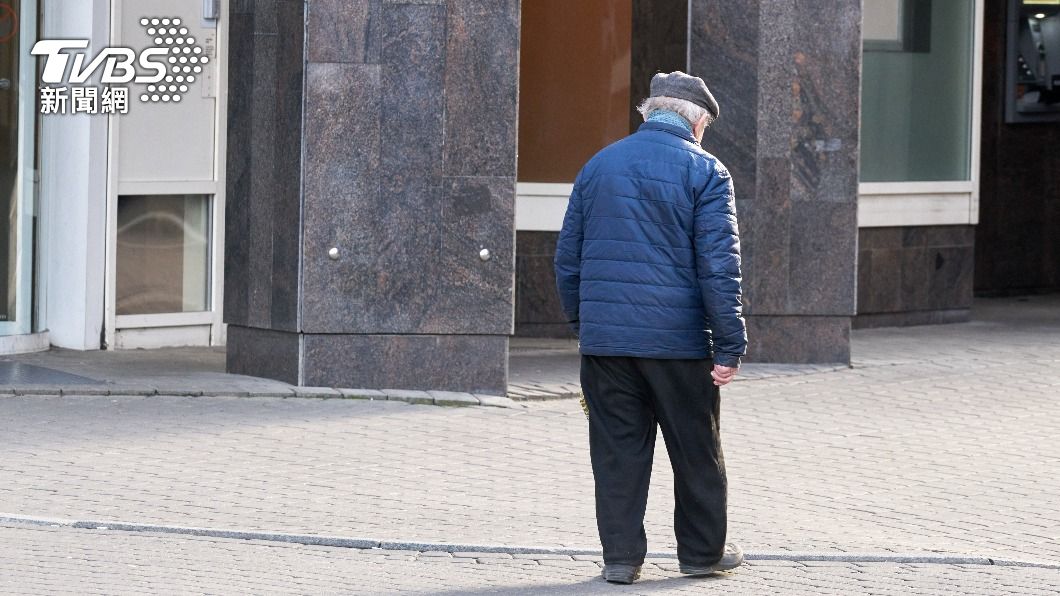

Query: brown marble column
[
  {"left": 224, "top": 0, "right": 519, "bottom": 393},
  {"left": 690, "top": 0, "right": 861, "bottom": 363}
]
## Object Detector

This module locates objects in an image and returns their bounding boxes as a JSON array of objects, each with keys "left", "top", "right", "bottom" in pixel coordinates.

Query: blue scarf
[{"left": 646, "top": 110, "right": 692, "bottom": 133}]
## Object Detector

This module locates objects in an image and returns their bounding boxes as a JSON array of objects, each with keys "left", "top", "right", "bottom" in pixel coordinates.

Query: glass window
[
  {"left": 116, "top": 194, "right": 210, "bottom": 315},
  {"left": 518, "top": 0, "right": 632, "bottom": 183},
  {"left": 861, "top": 0, "right": 976, "bottom": 182}
]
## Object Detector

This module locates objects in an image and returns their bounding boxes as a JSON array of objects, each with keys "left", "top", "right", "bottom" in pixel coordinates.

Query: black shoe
[
  {"left": 601, "top": 564, "right": 641, "bottom": 584},
  {"left": 679, "top": 543, "right": 744, "bottom": 576}
]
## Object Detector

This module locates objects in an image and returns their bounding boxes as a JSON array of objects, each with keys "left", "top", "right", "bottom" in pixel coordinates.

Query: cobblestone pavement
[
  {"left": 3, "top": 524, "right": 1057, "bottom": 596},
  {"left": 1, "top": 295, "right": 1059, "bottom": 593}
]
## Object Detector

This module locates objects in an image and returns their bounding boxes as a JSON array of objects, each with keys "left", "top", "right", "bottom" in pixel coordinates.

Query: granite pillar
[
  {"left": 224, "top": 0, "right": 520, "bottom": 394},
  {"left": 690, "top": 0, "right": 861, "bottom": 363}
]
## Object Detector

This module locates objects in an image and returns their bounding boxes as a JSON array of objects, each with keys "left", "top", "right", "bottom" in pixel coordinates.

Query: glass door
[
  {"left": 0, "top": 0, "right": 37, "bottom": 337},
  {"left": 106, "top": 0, "right": 226, "bottom": 349}
]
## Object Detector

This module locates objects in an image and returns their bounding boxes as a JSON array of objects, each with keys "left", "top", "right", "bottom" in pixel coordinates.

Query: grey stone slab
[
  {"left": 225, "top": 0, "right": 304, "bottom": 333},
  {"left": 337, "top": 388, "right": 386, "bottom": 400},
  {"left": 249, "top": 0, "right": 280, "bottom": 35},
  {"left": 102, "top": 386, "right": 159, "bottom": 397},
  {"left": 221, "top": 389, "right": 297, "bottom": 398},
  {"left": 302, "top": 334, "right": 508, "bottom": 394},
  {"left": 379, "top": 3, "right": 445, "bottom": 182},
  {"left": 473, "top": 394, "right": 517, "bottom": 409},
  {"left": 294, "top": 387, "right": 342, "bottom": 398},
  {"left": 859, "top": 227, "right": 903, "bottom": 250},
  {"left": 268, "top": 0, "right": 306, "bottom": 332},
  {"left": 441, "top": 0, "right": 519, "bottom": 177},
  {"left": 744, "top": 158, "right": 792, "bottom": 315},
  {"left": 149, "top": 388, "right": 204, "bottom": 397},
  {"left": 11, "top": 387, "right": 64, "bottom": 396},
  {"left": 857, "top": 247, "right": 903, "bottom": 314},
  {"left": 901, "top": 246, "right": 975, "bottom": 312},
  {"left": 690, "top": 0, "right": 760, "bottom": 195},
  {"left": 300, "top": 4, "right": 455, "bottom": 336},
  {"left": 225, "top": 326, "right": 300, "bottom": 385},
  {"left": 306, "top": 0, "right": 377, "bottom": 64},
  {"left": 382, "top": 389, "right": 432, "bottom": 405},
  {"left": 747, "top": 315, "right": 850, "bottom": 364},
  {"left": 58, "top": 386, "right": 112, "bottom": 396},
  {"left": 788, "top": 0, "right": 860, "bottom": 205},
  {"left": 429, "top": 176, "right": 515, "bottom": 335},
  {"left": 514, "top": 232, "right": 567, "bottom": 332},
  {"left": 755, "top": 0, "right": 795, "bottom": 160},
  {"left": 787, "top": 202, "right": 857, "bottom": 316},
  {"left": 515, "top": 255, "right": 561, "bottom": 325},
  {"left": 427, "top": 391, "right": 479, "bottom": 407},
  {"left": 243, "top": 21, "right": 280, "bottom": 331},
  {"left": 223, "top": 10, "right": 254, "bottom": 328},
  {"left": 516, "top": 230, "right": 559, "bottom": 258},
  {"left": 300, "top": 63, "right": 383, "bottom": 334},
  {"left": 902, "top": 225, "right": 975, "bottom": 249}
]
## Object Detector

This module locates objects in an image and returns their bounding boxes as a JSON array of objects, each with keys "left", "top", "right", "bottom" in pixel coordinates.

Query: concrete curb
[
  {"left": 2, "top": 514, "right": 1056, "bottom": 570},
  {"left": 0, "top": 387, "right": 520, "bottom": 409}
]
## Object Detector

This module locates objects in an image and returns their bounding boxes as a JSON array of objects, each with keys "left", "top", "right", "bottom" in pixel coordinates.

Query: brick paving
[{"left": 0, "top": 295, "right": 1058, "bottom": 593}]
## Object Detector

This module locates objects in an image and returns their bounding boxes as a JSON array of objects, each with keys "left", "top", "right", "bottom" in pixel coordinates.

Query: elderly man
[{"left": 555, "top": 71, "right": 747, "bottom": 584}]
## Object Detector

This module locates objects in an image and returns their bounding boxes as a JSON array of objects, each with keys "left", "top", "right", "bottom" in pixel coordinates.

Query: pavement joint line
[
  {"left": 2, "top": 514, "right": 1057, "bottom": 570},
  {"left": 1, "top": 387, "right": 518, "bottom": 408}
]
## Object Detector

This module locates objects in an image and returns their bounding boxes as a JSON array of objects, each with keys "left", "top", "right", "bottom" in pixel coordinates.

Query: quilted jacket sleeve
[
  {"left": 693, "top": 164, "right": 747, "bottom": 368},
  {"left": 554, "top": 183, "right": 584, "bottom": 334}
]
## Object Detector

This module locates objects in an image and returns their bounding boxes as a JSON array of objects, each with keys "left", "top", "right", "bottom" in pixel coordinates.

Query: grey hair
[{"left": 636, "top": 95, "right": 714, "bottom": 128}]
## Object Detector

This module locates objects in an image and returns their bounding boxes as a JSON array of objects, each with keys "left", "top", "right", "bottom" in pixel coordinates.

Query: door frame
[{"left": 103, "top": 0, "right": 229, "bottom": 349}]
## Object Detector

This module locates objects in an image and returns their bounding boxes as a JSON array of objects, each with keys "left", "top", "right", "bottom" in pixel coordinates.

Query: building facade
[{"left": 3, "top": 0, "right": 1057, "bottom": 394}]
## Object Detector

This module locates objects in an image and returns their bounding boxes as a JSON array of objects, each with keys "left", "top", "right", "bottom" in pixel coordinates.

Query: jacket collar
[{"left": 637, "top": 120, "right": 699, "bottom": 145}]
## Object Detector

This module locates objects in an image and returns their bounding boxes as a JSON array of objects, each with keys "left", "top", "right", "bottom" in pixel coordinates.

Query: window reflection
[{"left": 116, "top": 194, "right": 210, "bottom": 315}]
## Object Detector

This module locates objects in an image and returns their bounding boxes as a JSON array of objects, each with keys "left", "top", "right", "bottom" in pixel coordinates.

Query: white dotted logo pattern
[{"left": 137, "top": 17, "right": 208, "bottom": 103}]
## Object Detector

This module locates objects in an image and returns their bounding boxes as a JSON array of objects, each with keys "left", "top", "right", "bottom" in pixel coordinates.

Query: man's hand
[{"left": 711, "top": 364, "right": 738, "bottom": 386}]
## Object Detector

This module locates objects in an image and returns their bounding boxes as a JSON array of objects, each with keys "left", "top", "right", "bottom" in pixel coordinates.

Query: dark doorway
[{"left": 976, "top": 0, "right": 1060, "bottom": 296}]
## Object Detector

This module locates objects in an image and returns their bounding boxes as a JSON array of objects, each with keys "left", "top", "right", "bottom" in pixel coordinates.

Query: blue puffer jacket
[{"left": 554, "top": 120, "right": 747, "bottom": 367}]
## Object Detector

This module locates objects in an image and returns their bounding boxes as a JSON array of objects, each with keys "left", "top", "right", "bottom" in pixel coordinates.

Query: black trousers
[{"left": 581, "top": 355, "right": 727, "bottom": 567}]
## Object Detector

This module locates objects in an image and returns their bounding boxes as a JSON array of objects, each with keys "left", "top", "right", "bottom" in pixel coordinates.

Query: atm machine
[{"left": 1008, "top": 0, "right": 1060, "bottom": 122}]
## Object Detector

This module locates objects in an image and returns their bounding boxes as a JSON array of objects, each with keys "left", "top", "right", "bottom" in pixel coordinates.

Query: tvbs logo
[
  {"left": 32, "top": 39, "right": 169, "bottom": 85},
  {"left": 33, "top": 17, "right": 208, "bottom": 113}
]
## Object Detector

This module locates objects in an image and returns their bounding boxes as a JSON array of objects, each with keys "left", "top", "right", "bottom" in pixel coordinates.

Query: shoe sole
[
  {"left": 680, "top": 559, "right": 743, "bottom": 575},
  {"left": 602, "top": 568, "right": 641, "bottom": 584}
]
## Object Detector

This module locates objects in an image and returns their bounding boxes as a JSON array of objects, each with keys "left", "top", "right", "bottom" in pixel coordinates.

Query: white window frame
[
  {"left": 857, "top": 0, "right": 984, "bottom": 228},
  {"left": 515, "top": 183, "right": 571, "bottom": 232},
  {"left": 103, "top": 0, "right": 229, "bottom": 349}
]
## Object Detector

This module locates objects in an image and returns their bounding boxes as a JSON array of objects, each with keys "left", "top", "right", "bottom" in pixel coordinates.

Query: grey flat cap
[{"left": 649, "top": 71, "right": 720, "bottom": 120}]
